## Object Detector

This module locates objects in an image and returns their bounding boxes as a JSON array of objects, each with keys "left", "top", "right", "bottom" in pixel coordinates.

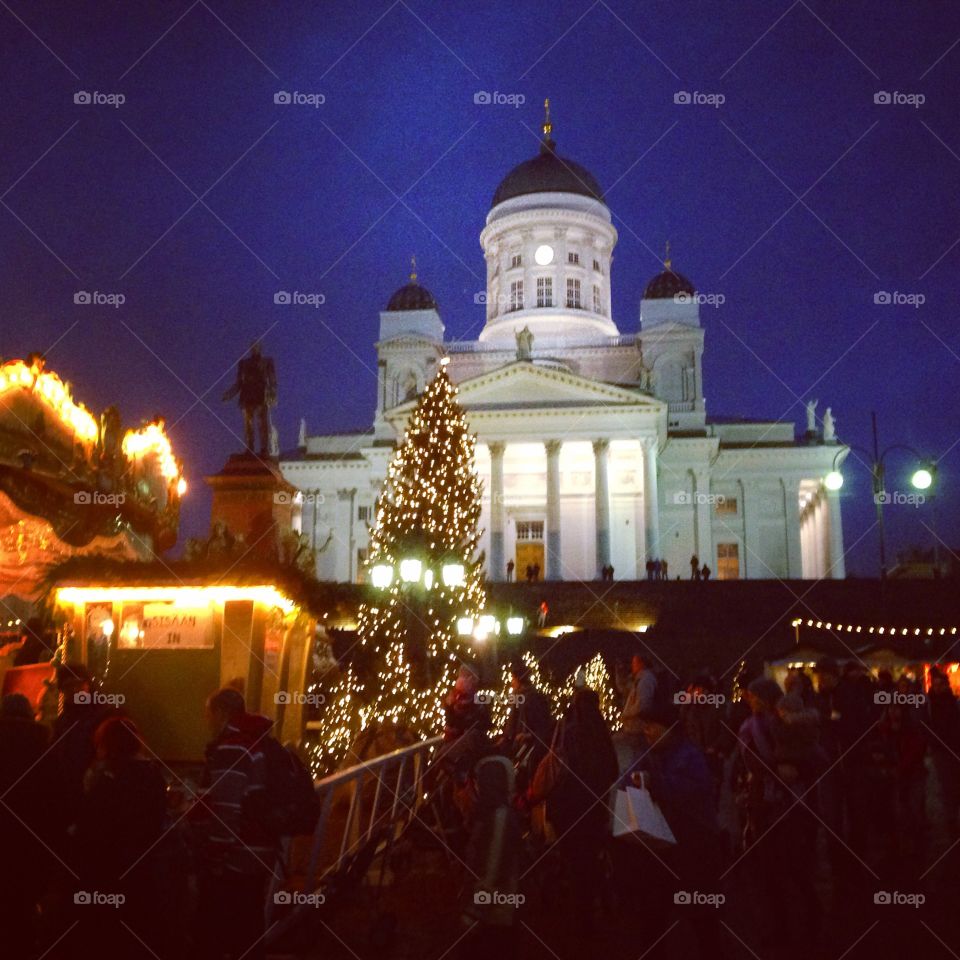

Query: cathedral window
[
  {"left": 716, "top": 496, "right": 738, "bottom": 516},
  {"left": 536, "top": 276, "right": 553, "bottom": 308},
  {"left": 592, "top": 284, "right": 602, "bottom": 314},
  {"left": 509, "top": 280, "right": 524, "bottom": 312},
  {"left": 567, "top": 251, "right": 580, "bottom": 265},
  {"left": 593, "top": 258, "right": 601, "bottom": 273},
  {"left": 510, "top": 253, "right": 522, "bottom": 268},
  {"left": 566, "top": 278, "right": 581, "bottom": 309}
]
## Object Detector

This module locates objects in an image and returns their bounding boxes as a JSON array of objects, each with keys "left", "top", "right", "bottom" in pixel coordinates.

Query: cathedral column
[
  {"left": 825, "top": 486, "right": 846, "bottom": 579},
  {"left": 489, "top": 442, "right": 505, "bottom": 581},
  {"left": 337, "top": 488, "right": 357, "bottom": 582},
  {"left": 693, "top": 468, "right": 713, "bottom": 570},
  {"left": 545, "top": 440, "right": 562, "bottom": 580},
  {"left": 594, "top": 439, "right": 611, "bottom": 577},
  {"left": 642, "top": 437, "right": 660, "bottom": 560},
  {"left": 782, "top": 478, "right": 803, "bottom": 579}
]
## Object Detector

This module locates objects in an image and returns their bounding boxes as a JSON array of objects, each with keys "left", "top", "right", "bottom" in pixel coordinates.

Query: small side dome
[
  {"left": 643, "top": 245, "right": 695, "bottom": 300},
  {"left": 386, "top": 256, "right": 438, "bottom": 311}
]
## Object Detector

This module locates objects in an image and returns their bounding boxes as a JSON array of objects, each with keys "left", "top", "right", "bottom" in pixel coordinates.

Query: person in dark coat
[
  {"left": 537, "top": 689, "right": 619, "bottom": 934},
  {"left": 500, "top": 658, "right": 554, "bottom": 784},
  {"left": 925, "top": 668, "right": 960, "bottom": 836},
  {"left": 73, "top": 716, "right": 169, "bottom": 958},
  {"left": 0, "top": 693, "right": 52, "bottom": 957},
  {"left": 619, "top": 695, "right": 726, "bottom": 959},
  {"left": 189, "top": 688, "right": 278, "bottom": 960}
]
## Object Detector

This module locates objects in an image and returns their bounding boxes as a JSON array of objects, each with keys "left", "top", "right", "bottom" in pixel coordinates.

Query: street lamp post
[{"left": 825, "top": 411, "right": 938, "bottom": 579}]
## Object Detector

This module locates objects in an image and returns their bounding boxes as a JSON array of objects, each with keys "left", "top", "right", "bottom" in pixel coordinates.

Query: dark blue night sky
[{"left": 2, "top": 0, "right": 958, "bottom": 575}]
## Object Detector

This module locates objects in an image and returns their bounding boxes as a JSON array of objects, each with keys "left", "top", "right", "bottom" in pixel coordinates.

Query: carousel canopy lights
[
  {"left": 122, "top": 421, "right": 182, "bottom": 484},
  {"left": 0, "top": 358, "right": 98, "bottom": 442},
  {"left": 796, "top": 617, "right": 957, "bottom": 637}
]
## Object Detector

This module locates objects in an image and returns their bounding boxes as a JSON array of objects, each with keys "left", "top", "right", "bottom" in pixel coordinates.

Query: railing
[{"left": 266, "top": 735, "right": 442, "bottom": 937}]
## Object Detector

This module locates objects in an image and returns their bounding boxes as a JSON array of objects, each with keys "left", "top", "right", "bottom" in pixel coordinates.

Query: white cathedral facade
[{"left": 281, "top": 110, "right": 847, "bottom": 584}]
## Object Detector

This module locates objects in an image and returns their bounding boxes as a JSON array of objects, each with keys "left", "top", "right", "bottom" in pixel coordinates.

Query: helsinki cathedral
[{"left": 281, "top": 103, "right": 847, "bottom": 584}]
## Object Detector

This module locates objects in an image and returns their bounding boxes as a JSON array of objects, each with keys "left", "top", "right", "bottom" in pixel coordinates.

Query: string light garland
[{"left": 792, "top": 617, "right": 959, "bottom": 638}]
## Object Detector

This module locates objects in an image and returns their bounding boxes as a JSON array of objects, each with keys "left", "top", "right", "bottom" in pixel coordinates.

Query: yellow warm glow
[
  {"left": 0, "top": 358, "right": 98, "bottom": 442},
  {"left": 56, "top": 584, "right": 295, "bottom": 614},
  {"left": 122, "top": 421, "right": 181, "bottom": 483}
]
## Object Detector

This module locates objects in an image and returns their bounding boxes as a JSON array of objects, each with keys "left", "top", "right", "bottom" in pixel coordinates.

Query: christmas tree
[{"left": 356, "top": 360, "right": 486, "bottom": 739}]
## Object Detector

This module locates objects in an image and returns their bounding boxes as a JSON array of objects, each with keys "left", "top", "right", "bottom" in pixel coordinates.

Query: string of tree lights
[{"left": 353, "top": 361, "right": 486, "bottom": 741}]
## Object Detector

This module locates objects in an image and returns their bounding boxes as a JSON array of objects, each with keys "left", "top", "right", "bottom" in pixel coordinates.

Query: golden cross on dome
[
  {"left": 664, "top": 240, "right": 672, "bottom": 271},
  {"left": 410, "top": 254, "right": 417, "bottom": 282},
  {"left": 543, "top": 97, "right": 552, "bottom": 140}
]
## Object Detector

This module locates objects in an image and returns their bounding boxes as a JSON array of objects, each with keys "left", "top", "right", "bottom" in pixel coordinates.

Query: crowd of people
[
  {"left": 3, "top": 648, "right": 959, "bottom": 959},
  {"left": 0, "top": 663, "right": 316, "bottom": 960},
  {"left": 441, "top": 653, "right": 960, "bottom": 959}
]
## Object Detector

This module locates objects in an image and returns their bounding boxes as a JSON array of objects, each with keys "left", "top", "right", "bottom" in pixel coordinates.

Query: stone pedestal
[{"left": 205, "top": 454, "right": 296, "bottom": 562}]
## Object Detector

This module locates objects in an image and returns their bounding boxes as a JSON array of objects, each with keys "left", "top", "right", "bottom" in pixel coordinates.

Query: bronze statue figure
[{"left": 222, "top": 342, "right": 277, "bottom": 456}]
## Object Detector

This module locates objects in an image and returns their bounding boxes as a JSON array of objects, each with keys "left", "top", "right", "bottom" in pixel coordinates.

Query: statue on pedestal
[
  {"left": 805, "top": 398, "right": 818, "bottom": 435},
  {"left": 515, "top": 325, "right": 534, "bottom": 361},
  {"left": 823, "top": 407, "right": 836, "bottom": 443},
  {"left": 222, "top": 342, "right": 277, "bottom": 457}
]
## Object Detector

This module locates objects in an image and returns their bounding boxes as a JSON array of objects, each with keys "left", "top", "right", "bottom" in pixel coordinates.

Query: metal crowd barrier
[{"left": 266, "top": 735, "right": 443, "bottom": 937}]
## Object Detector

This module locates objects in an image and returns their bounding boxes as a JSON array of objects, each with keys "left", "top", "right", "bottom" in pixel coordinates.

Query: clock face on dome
[{"left": 534, "top": 244, "right": 554, "bottom": 266}]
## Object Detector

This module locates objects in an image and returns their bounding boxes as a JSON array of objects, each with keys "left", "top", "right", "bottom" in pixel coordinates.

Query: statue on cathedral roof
[{"left": 515, "top": 325, "right": 534, "bottom": 361}]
